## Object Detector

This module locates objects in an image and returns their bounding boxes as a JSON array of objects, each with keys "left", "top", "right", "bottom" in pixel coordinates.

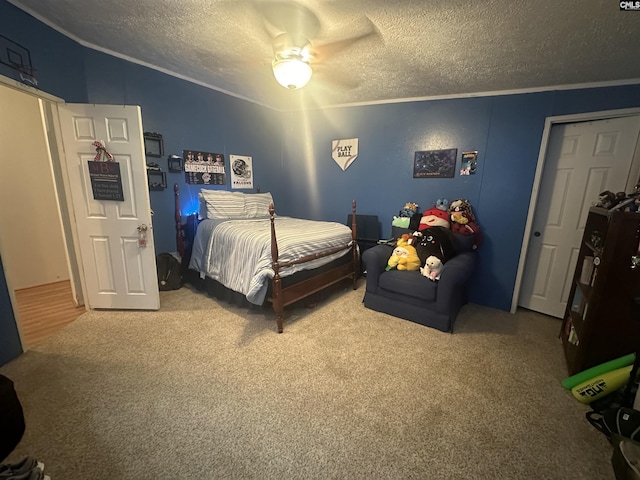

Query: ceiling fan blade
[
  {"left": 311, "top": 17, "right": 380, "bottom": 62},
  {"left": 220, "top": 0, "right": 278, "bottom": 46},
  {"left": 254, "top": 0, "right": 320, "bottom": 40}
]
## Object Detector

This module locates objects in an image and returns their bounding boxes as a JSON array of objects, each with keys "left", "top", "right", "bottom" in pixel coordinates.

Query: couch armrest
[
  {"left": 435, "top": 252, "right": 476, "bottom": 314},
  {"left": 362, "top": 244, "right": 394, "bottom": 292}
]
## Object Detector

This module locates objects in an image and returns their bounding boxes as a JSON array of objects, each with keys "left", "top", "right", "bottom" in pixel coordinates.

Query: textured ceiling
[{"left": 8, "top": 0, "right": 640, "bottom": 110}]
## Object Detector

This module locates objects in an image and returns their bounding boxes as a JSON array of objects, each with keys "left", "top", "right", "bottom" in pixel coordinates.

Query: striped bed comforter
[{"left": 188, "top": 217, "right": 354, "bottom": 305}]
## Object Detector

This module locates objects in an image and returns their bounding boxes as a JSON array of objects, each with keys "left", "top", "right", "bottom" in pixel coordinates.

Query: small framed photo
[
  {"left": 460, "top": 151, "right": 478, "bottom": 175},
  {"left": 147, "top": 170, "right": 166, "bottom": 191},
  {"left": 168, "top": 155, "right": 183, "bottom": 172},
  {"left": 413, "top": 149, "right": 457, "bottom": 178},
  {"left": 144, "top": 132, "right": 164, "bottom": 158}
]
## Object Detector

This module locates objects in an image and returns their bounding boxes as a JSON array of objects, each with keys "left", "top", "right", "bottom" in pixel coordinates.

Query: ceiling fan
[{"left": 251, "top": 1, "right": 380, "bottom": 90}]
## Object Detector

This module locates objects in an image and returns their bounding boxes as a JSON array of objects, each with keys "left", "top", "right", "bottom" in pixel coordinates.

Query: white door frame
[
  {"left": 512, "top": 107, "right": 640, "bottom": 313},
  {"left": 46, "top": 100, "right": 87, "bottom": 307},
  {"left": 0, "top": 74, "right": 85, "bottom": 351}
]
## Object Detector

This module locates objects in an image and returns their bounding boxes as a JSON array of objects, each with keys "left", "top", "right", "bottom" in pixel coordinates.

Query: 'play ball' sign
[{"left": 331, "top": 138, "right": 358, "bottom": 171}]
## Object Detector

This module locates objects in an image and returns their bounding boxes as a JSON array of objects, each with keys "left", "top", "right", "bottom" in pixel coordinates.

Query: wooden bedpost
[
  {"left": 351, "top": 200, "right": 358, "bottom": 289},
  {"left": 174, "top": 184, "right": 185, "bottom": 258},
  {"left": 269, "top": 202, "right": 284, "bottom": 333}
]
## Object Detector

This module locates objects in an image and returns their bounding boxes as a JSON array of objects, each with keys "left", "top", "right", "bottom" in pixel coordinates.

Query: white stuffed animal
[{"left": 420, "top": 255, "right": 443, "bottom": 281}]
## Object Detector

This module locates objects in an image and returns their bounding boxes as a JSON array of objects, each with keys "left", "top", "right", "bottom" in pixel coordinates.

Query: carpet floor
[{"left": 0, "top": 281, "right": 615, "bottom": 479}]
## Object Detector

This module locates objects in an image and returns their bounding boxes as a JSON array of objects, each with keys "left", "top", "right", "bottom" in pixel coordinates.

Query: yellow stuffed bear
[{"left": 386, "top": 236, "right": 422, "bottom": 271}]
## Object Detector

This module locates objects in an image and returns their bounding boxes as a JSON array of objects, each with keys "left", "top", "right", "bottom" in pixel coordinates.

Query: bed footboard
[{"left": 269, "top": 200, "right": 358, "bottom": 333}]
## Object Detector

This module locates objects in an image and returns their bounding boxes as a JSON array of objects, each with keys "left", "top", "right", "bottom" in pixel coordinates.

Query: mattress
[{"left": 188, "top": 217, "right": 353, "bottom": 304}]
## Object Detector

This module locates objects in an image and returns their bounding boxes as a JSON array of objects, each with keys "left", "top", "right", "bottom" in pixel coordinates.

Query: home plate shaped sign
[{"left": 331, "top": 138, "right": 359, "bottom": 171}]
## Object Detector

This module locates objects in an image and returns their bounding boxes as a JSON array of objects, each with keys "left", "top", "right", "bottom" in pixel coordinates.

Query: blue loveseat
[{"left": 361, "top": 233, "right": 476, "bottom": 332}]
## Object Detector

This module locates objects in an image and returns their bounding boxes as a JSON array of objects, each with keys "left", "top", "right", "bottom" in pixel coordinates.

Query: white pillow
[
  {"left": 199, "top": 189, "right": 246, "bottom": 219},
  {"left": 244, "top": 192, "right": 273, "bottom": 218}
]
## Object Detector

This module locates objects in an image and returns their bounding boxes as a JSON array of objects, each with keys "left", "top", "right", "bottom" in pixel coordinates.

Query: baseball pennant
[{"left": 331, "top": 138, "right": 359, "bottom": 171}]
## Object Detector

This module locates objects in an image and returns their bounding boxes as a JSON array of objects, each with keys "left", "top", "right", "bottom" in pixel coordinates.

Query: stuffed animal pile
[{"left": 385, "top": 197, "right": 482, "bottom": 280}]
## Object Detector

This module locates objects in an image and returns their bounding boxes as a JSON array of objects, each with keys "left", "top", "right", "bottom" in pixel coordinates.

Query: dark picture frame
[
  {"left": 183, "top": 149, "right": 226, "bottom": 185},
  {"left": 460, "top": 150, "right": 478, "bottom": 175},
  {"left": 147, "top": 170, "right": 167, "bottom": 190},
  {"left": 144, "top": 132, "right": 164, "bottom": 158},
  {"left": 413, "top": 148, "right": 458, "bottom": 178},
  {"left": 168, "top": 155, "right": 183, "bottom": 172}
]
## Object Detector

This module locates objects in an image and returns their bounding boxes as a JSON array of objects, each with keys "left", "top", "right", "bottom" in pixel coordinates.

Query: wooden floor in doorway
[{"left": 14, "top": 280, "right": 85, "bottom": 348}]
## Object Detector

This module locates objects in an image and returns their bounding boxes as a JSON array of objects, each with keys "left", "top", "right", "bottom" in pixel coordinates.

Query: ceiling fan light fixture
[{"left": 272, "top": 57, "right": 312, "bottom": 90}]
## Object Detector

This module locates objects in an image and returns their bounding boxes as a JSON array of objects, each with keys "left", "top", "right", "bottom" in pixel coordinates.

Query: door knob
[
  {"left": 137, "top": 224, "right": 148, "bottom": 247},
  {"left": 534, "top": 231, "right": 541, "bottom": 237}
]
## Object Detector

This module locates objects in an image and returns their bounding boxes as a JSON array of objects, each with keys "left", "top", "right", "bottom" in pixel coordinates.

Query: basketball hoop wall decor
[
  {"left": 0, "top": 34, "right": 37, "bottom": 87},
  {"left": 331, "top": 138, "right": 359, "bottom": 171}
]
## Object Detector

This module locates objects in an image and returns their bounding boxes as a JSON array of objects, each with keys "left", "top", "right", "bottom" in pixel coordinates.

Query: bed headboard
[{"left": 173, "top": 184, "right": 263, "bottom": 258}]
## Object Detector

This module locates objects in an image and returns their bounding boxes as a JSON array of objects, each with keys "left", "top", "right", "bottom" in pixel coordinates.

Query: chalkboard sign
[{"left": 87, "top": 161, "right": 125, "bottom": 201}]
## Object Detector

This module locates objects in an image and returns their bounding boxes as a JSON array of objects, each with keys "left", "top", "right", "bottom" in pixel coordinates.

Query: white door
[
  {"left": 519, "top": 116, "right": 640, "bottom": 318},
  {"left": 58, "top": 104, "right": 159, "bottom": 310}
]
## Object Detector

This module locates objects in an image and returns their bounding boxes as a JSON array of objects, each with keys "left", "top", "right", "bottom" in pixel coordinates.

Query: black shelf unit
[{"left": 560, "top": 207, "right": 640, "bottom": 375}]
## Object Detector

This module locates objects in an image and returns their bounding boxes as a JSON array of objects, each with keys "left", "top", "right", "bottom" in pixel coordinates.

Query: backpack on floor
[
  {"left": 587, "top": 406, "right": 640, "bottom": 441},
  {"left": 156, "top": 253, "right": 183, "bottom": 291},
  {"left": 0, "top": 374, "right": 25, "bottom": 462}
]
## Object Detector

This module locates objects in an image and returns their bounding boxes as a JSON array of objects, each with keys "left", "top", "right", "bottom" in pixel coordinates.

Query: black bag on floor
[
  {"left": 587, "top": 407, "right": 640, "bottom": 442},
  {"left": 0, "top": 374, "right": 25, "bottom": 462},
  {"left": 156, "top": 253, "right": 183, "bottom": 291}
]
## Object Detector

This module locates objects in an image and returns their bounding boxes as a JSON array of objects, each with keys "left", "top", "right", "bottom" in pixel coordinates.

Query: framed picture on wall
[
  {"left": 413, "top": 149, "right": 457, "bottom": 178},
  {"left": 230, "top": 155, "right": 253, "bottom": 189},
  {"left": 460, "top": 150, "right": 478, "bottom": 175},
  {"left": 183, "top": 150, "right": 225, "bottom": 185},
  {"left": 144, "top": 132, "right": 164, "bottom": 157}
]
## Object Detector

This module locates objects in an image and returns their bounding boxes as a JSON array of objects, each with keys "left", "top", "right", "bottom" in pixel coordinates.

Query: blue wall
[
  {"left": 2, "top": 0, "right": 640, "bottom": 324},
  {"left": 277, "top": 88, "right": 640, "bottom": 310},
  {"left": 0, "top": 1, "right": 87, "bottom": 101},
  {"left": 82, "top": 49, "right": 283, "bottom": 254}
]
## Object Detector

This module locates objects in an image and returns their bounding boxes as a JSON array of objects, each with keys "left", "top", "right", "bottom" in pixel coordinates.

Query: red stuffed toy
[
  {"left": 418, "top": 207, "right": 451, "bottom": 231},
  {"left": 448, "top": 199, "right": 482, "bottom": 249}
]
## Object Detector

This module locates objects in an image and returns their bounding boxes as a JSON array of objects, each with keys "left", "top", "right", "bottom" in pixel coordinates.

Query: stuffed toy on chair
[
  {"left": 435, "top": 198, "right": 449, "bottom": 211},
  {"left": 411, "top": 227, "right": 456, "bottom": 266},
  {"left": 448, "top": 198, "right": 482, "bottom": 249},
  {"left": 418, "top": 207, "right": 451, "bottom": 231},
  {"left": 392, "top": 202, "right": 420, "bottom": 229},
  {"left": 400, "top": 202, "right": 419, "bottom": 218},
  {"left": 420, "top": 255, "right": 443, "bottom": 281},
  {"left": 386, "top": 237, "right": 421, "bottom": 271},
  {"left": 448, "top": 199, "right": 475, "bottom": 222}
]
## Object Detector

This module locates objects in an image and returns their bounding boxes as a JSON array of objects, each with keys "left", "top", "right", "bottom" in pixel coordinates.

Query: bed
[{"left": 174, "top": 184, "right": 359, "bottom": 333}]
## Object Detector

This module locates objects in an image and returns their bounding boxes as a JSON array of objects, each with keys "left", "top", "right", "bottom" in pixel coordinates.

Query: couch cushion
[{"left": 378, "top": 270, "right": 437, "bottom": 303}]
